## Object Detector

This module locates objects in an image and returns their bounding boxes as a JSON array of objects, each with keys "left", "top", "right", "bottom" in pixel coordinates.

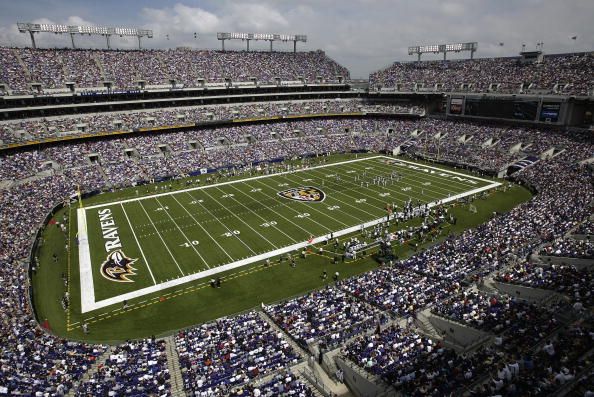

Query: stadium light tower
[
  {"left": 217, "top": 32, "right": 307, "bottom": 53},
  {"left": 408, "top": 42, "right": 478, "bottom": 61},
  {"left": 17, "top": 22, "right": 153, "bottom": 50}
]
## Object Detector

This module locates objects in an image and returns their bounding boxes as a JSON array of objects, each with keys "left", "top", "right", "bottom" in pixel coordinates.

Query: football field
[{"left": 77, "top": 155, "right": 500, "bottom": 313}]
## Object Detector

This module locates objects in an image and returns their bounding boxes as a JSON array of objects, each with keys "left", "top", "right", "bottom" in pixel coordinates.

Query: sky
[{"left": 0, "top": 0, "right": 592, "bottom": 78}]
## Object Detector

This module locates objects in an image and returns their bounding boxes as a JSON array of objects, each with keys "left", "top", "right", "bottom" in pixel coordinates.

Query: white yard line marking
[
  {"left": 84, "top": 155, "right": 384, "bottom": 210},
  {"left": 120, "top": 203, "right": 157, "bottom": 285},
  {"left": 228, "top": 183, "right": 316, "bottom": 237},
  {"left": 170, "top": 194, "right": 234, "bottom": 262},
  {"left": 137, "top": 200, "right": 186, "bottom": 277},
  {"left": 284, "top": 171, "right": 384, "bottom": 220},
  {"left": 78, "top": 155, "right": 502, "bottom": 313},
  {"left": 153, "top": 196, "right": 208, "bottom": 269},
  {"left": 79, "top": 178, "right": 501, "bottom": 313},
  {"left": 184, "top": 191, "right": 258, "bottom": 255},
  {"left": 249, "top": 179, "right": 335, "bottom": 233},
  {"left": 255, "top": 177, "right": 353, "bottom": 228},
  {"left": 198, "top": 188, "right": 279, "bottom": 250},
  {"left": 378, "top": 157, "right": 491, "bottom": 187},
  {"left": 213, "top": 185, "right": 299, "bottom": 244},
  {"left": 344, "top": 162, "right": 459, "bottom": 202}
]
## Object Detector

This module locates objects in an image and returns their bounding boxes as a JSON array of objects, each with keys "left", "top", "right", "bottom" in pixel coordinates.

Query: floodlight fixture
[
  {"left": 217, "top": 32, "right": 307, "bottom": 52},
  {"left": 408, "top": 42, "right": 478, "bottom": 61},
  {"left": 17, "top": 22, "right": 153, "bottom": 49}
]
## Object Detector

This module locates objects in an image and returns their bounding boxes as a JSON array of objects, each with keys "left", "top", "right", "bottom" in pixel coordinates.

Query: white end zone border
[{"left": 78, "top": 155, "right": 501, "bottom": 313}]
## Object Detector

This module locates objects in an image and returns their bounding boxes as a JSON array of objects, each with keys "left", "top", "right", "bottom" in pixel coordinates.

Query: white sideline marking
[
  {"left": 78, "top": 208, "right": 95, "bottom": 313},
  {"left": 84, "top": 155, "right": 385, "bottom": 210},
  {"left": 121, "top": 203, "right": 156, "bottom": 285},
  {"left": 78, "top": 156, "right": 501, "bottom": 313}
]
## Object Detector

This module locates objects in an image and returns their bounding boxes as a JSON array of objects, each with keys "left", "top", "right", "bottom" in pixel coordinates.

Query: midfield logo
[
  {"left": 100, "top": 250, "right": 138, "bottom": 283},
  {"left": 278, "top": 186, "right": 326, "bottom": 202}
]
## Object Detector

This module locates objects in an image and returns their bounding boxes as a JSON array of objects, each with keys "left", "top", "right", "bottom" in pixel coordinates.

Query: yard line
[
  {"left": 314, "top": 158, "right": 467, "bottom": 207},
  {"left": 85, "top": 155, "right": 386, "bottom": 210},
  {"left": 306, "top": 166, "right": 415, "bottom": 208},
  {"left": 255, "top": 177, "right": 356, "bottom": 228},
  {"left": 170, "top": 194, "right": 235, "bottom": 262},
  {"left": 374, "top": 157, "right": 486, "bottom": 190},
  {"left": 137, "top": 200, "right": 186, "bottom": 277},
  {"left": 198, "top": 187, "right": 279, "bottom": 250},
  {"left": 345, "top": 160, "right": 486, "bottom": 203},
  {"left": 184, "top": 191, "right": 258, "bottom": 255},
  {"left": 347, "top": 160, "right": 467, "bottom": 197},
  {"left": 339, "top": 162, "right": 448, "bottom": 203},
  {"left": 250, "top": 179, "right": 336, "bottom": 233},
  {"left": 120, "top": 203, "right": 157, "bottom": 285},
  {"left": 153, "top": 196, "right": 209, "bottom": 269},
  {"left": 282, "top": 171, "right": 385, "bottom": 220},
  {"left": 227, "top": 183, "right": 319, "bottom": 237},
  {"left": 213, "top": 185, "right": 300, "bottom": 243}
]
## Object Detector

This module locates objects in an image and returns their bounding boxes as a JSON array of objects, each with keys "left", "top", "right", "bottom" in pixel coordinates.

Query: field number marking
[{"left": 180, "top": 240, "right": 200, "bottom": 247}]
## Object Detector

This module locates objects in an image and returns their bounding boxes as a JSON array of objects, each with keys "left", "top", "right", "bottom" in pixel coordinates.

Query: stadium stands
[
  {"left": 495, "top": 263, "right": 593, "bottom": 305},
  {"left": 76, "top": 338, "right": 171, "bottom": 396},
  {"left": 174, "top": 311, "right": 300, "bottom": 395},
  {"left": 0, "top": 40, "right": 593, "bottom": 397},
  {"left": 0, "top": 100, "right": 423, "bottom": 146},
  {"left": 264, "top": 286, "right": 386, "bottom": 348},
  {"left": 0, "top": 48, "right": 349, "bottom": 94},
  {"left": 370, "top": 53, "right": 594, "bottom": 95}
]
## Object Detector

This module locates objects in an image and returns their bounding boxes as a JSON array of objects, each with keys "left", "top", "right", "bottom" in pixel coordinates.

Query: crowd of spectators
[
  {"left": 175, "top": 311, "right": 300, "bottom": 396},
  {"left": 573, "top": 219, "right": 594, "bottom": 236},
  {"left": 0, "top": 47, "right": 349, "bottom": 93},
  {"left": 539, "top": 239, "right": 594, "bottom": 259},
  {"left": 370, "top": 52, "right": 594, "bottom": 95},
  {"left": 0, "top": 100, "right": 423, "bottom": 145},
  {"left": 0, "top": 115, "right": 592, "bottom": 396},
  {"left": 228, "top": 371, "right": 316, "bottom": 397},
  {"left": 76, "top": 338, "right": 171, "bottom": 396},
  {"left": 338, "top": 267, "right": 454, "bottom": 317},
  {"left": 431, "top": 290, "right": 559, "bottom": 343},
  {"left": 343, "top": 317, "right": 593, "bottom": 396},
  {"left": 495, "top": 262, "right": 593, "bottom": 305},
  {"left": 263, "top": 286, "right": 386, "bottom": 348}
]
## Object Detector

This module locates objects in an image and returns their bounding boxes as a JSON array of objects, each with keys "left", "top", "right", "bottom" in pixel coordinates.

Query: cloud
[
  {"left": 224, "top": 3, "right": 289, "bottom": 31},
  {"left": 142, "top": 4, "right": 220, "bottom": 34}
]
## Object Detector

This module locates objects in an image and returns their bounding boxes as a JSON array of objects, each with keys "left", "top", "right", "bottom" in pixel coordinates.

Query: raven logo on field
[
  {"left": 277, "top": 186, "right": 326, "bottom": 202},
  {"left": 100, "top": 250, "right": 138, "bottom": 283}
]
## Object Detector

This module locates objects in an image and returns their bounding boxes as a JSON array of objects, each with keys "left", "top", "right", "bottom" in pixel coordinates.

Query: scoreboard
[{"left": 464, "top": 98, "right": 539, "bottom": 120}]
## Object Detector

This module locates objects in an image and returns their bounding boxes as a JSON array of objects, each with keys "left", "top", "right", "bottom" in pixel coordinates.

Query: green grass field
[{"left": 32, "top": 153, "right": 533, "bottom": 343}]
